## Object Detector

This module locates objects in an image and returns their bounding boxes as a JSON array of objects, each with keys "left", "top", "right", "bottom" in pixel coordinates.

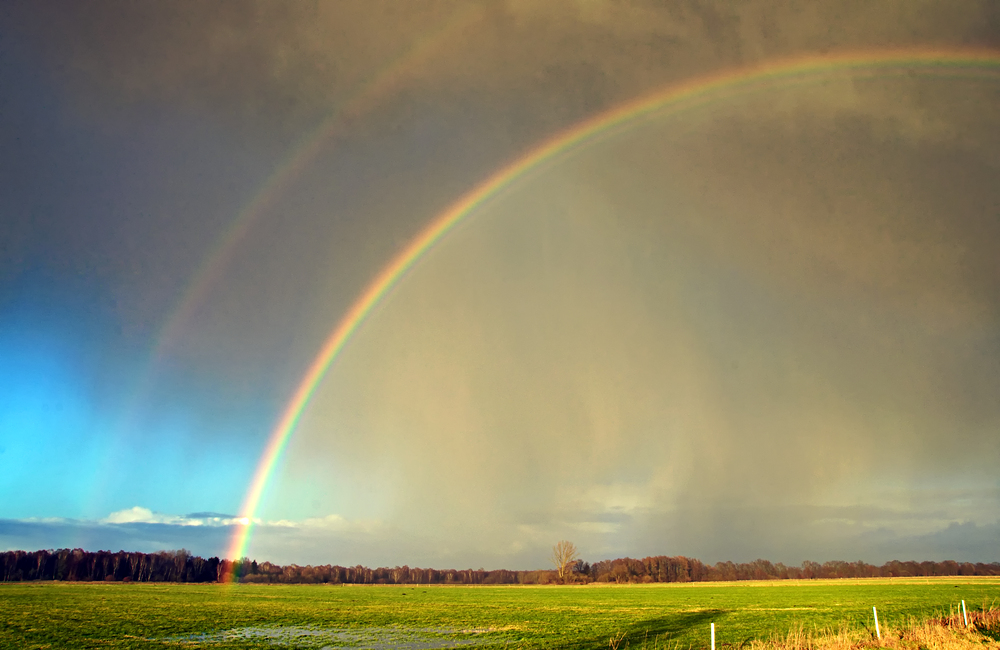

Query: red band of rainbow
[{"left": 224, "top": 48, "right": 1000, "bottom": 574}]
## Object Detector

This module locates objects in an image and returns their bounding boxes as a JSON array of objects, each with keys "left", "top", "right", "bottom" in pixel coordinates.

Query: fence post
[
  {"left": 711, "top": 622, "right": 715, "bottom": 650},
  {"left": 962, "top": 600, "right": 968, "bottom": 627},
  {"left": 873, "top": 606, "right": 881, "bottom": 640}
]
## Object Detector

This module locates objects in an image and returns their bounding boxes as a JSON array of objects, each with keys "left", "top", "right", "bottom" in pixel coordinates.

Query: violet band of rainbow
[{"left": 225, "top": 48, "right": 1000, "bottom": 572}]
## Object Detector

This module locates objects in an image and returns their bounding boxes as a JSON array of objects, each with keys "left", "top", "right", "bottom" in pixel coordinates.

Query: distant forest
[{"left": 2, "top": 549, "right": 999, "bottom": 584}]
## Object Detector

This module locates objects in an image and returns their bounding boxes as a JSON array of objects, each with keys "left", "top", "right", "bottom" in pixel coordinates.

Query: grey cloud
[
  {"left": 631, "top": 506, "right": 1000, "bottom": 565},
  {"left": 275, "top": 67, "right": 1000, "bottom": 563},
  {"left": 881, "top": 521, "right": 1000, "bottom": 561},
  {"left": 4, "top": 1, "right": 998, "bottom": 568},
  {"left": 8, "top": 1, "right": 999, "bottom": 137},
  {"left": 5, "top": 510, "right": 994, "bottom": 569},
  {"left": 0, "top": 517, "right": 233, "bottom": 557},
  {"left": 185, "top": 511, "right": 237, "bottom": 520}
]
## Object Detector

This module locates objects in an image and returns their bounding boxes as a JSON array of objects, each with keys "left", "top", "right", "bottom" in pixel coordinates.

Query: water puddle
[{"left": 162, "top": 625, "right": 496, "bottom": 649}]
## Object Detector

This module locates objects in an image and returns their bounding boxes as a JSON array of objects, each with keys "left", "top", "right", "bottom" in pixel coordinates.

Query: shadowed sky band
[
  {"left": 151, "top": 7, "right": 480, "bottom": 361},
  {"left": 225, "top": 47, "right": 1000, "bottom": 571},
  {"left": 91, "top": 8, "right": 481, "bottom": 530}
]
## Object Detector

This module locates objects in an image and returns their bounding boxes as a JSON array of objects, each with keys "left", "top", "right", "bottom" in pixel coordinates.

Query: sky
[{"left": 1, "top": 1, "right": 998, "bottom": 570}]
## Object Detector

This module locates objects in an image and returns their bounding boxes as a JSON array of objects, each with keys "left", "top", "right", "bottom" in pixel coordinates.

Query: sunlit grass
[
  {"left": 722, "top": 607, "right": 1000, "bottom": 650},
  {"left": 1, "top": 577, "right": 997, "bottom": 649}
]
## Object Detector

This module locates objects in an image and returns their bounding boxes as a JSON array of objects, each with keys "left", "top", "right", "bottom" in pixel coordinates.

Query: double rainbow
[{"left": 224, "top": 48, "right": 1000, "bottom": 571}]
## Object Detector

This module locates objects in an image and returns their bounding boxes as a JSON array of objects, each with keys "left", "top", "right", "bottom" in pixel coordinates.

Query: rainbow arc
[{"left": 223, "top": 48, "right": 1000, "bottom": 574}]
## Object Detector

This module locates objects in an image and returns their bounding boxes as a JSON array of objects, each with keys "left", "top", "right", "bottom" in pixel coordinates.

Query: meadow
[{"left": 1, "top": 577, "right": 997, "bottom": 650}]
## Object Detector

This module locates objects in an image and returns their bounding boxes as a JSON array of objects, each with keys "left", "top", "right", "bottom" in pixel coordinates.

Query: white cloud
[
  {"left": 102, "top": 506, "right": 185, "bottom": 526},
  {"left": 97, "top": 507, "right": 347, "bottom": 529},
  {"left": 97, "top": 507, "right": 380, "bottom": 532}
]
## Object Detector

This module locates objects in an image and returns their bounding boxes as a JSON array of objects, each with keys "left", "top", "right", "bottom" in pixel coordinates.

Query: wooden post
[{"left": 873, "top": 606, "right": 881, "bottom": 639}]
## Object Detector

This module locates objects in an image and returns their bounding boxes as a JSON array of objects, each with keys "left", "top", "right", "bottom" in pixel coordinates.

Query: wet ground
[{"left": 162, "top": 625, "right": 495, "bottom": 649}]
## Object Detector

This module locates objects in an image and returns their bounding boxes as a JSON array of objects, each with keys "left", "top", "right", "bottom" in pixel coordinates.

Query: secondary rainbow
[
  {"left": 151, "top": 7, "right": 479, "bottom": 362},
  {"left": 94, "top": 8, "right": 480, "bottom": 522},
  {"left": 225, "top": 48, "right": 1000, "bottom": 570}
]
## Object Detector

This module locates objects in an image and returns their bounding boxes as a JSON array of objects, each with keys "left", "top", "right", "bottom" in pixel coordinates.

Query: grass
[
  {"left": 0, "top": 576, "right": 997, "bottom": 649},
  {"left": 736, "top": 607, "right": 1000, "bottom": 650}
]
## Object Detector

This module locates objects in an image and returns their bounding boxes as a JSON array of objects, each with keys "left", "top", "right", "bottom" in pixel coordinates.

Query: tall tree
[{"left": 551, "top": 540, "right": 579, "bottom": 583}]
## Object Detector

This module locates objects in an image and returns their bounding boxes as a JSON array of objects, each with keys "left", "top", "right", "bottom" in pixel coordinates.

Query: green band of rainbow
[{"left": 224, "top": 48, "right": 1000, "bottom": 572}]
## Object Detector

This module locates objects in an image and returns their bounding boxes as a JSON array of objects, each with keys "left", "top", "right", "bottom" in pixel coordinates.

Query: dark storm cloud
[
  {"left": 274, "top": 66, "right": 1000, "bottom": 565},
  {"left": 3, "top": 0, "right": 999, "bottom": 567},
  {"left": 630, "top": 507, "right": 1000, "bottom": 565},
  {"left": 9, "top": 1, "right": 999, "bottom": 137}
]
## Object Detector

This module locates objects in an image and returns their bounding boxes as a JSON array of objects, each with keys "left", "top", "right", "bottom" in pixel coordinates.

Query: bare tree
[{"left": 551, "top": 540, "right": 579, "bottom": 583}]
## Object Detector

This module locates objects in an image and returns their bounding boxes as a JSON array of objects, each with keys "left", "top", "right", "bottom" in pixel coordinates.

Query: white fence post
[
  {"left": 711, "top": 623, "right": 715, "bottom": 650},
  {"left": 962, "top": 600, "right": 968, "bottom": 627},
  {"left": 873, "top": 606, "right": 881, "bottom": 640}
]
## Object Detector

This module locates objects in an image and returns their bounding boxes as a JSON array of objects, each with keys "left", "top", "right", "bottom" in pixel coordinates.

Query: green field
[{"left": 1, "top": 577, "right": 997, "bottom": 649}]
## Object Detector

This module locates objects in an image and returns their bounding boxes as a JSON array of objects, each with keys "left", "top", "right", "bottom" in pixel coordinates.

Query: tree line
[
  {"left": 0, "top": 549, "right": 222, "bottom": 583},
  {"left": 2, "top": 548, "right": 998, "bottom": 584}
]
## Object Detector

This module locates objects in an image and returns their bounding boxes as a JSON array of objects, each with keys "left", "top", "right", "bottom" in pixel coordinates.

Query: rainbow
[
  {"left": 95, "top": 7, "right": 481, "bottom": 519},
  {"left": 151, "top": 7, "right": 480, "bottom": 361},
  {"left": 224, "top": 48, "right": 1000, "bottom": 572}
]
